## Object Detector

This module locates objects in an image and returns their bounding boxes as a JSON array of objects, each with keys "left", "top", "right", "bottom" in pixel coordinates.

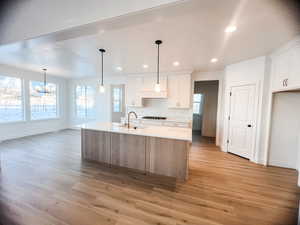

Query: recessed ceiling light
[
  {"left": 211, "top": 58, "right": 218, "bottom": 63},
  {"left": 173, "top": 61, "right": 180, "bottom": 67},
  {"left": 143, "top": 64, "right": 149, "bottom": 69},
  {"left": 225, "top": 26, "right": 237, "bottom": 33},
  {"left": 116, "top": 66, "right": 123, "bottom": 71}
]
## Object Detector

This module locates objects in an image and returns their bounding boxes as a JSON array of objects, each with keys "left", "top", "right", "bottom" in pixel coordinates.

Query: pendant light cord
[
  {"left": 44, "top": 70, "right": 46, "bottom": 88},
  {"left": 99, "top": 49, "right": 105, "bottom": 86},
  {"left": 101, "top": 51, "right": 104, "bottom": 86},
  {"left": 157, "top": 44, "right": 160, "bottom": 84},
  {"left": 155, "top": 40, "right": 162, "bottom": 85}
]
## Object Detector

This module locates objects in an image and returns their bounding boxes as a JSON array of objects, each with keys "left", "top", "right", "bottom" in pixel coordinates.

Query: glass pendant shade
[
  {"left": 99, "top": 84, "right": 105, "bottom": 93},
  {"left": 35, "top": 85, "right": 42, "bottom": 92},
  {"left": 154, "top": 83, "right": 161, "bottom": 93}
]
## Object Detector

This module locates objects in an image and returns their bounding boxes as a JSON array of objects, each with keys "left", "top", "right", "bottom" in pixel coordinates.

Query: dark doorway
[{"left": 192, "top": 80, "right": 219, "bottom": 144}]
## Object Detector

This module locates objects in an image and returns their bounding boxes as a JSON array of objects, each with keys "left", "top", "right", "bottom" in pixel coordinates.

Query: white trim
[
  {"left": 127, "top": 70, "right": 193, "bottom": 77},
  {"left": 252, "top": 81, "right": 263, "bottom": 163},
  {"left": 272, "top": 85, "right": 300, "bottom": 93},
  {"left": 0, "top": 75, "right": 25, "bottom": 124},
  {"left": 262, "top": 90, "right": 274, "bottom": 165},
  {"left": 215, "top": 78, "right": 223, "bottom": 146},
  {"left": 270, "top": 35, "right": 300, "bottom": 57}
]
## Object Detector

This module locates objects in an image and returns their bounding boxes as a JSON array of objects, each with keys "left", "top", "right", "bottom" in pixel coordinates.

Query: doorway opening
[
  {"left": 192, "top": 80, "right": 219, "bottom": 146},
  {"left": 111, "top": 84, "right": 125, "bottom": 122}
]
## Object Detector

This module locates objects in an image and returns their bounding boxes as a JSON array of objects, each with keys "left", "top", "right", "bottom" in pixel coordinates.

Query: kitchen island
[{"left": 79, "top": 122, "right": 192, "bottom": 181}]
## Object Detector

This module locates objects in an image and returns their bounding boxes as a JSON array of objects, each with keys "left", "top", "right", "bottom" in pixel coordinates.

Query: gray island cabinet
[{"left": 80, "top": 122, "right": 192, "bottom": 181}]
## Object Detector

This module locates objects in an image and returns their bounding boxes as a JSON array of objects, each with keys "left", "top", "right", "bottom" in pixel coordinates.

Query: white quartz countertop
[{"left": 77, "top": 122, "right": 192, "bottom": 142}]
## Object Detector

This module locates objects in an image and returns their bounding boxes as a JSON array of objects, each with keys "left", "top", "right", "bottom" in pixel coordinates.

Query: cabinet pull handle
[
  {"left": 286, "top": 78, "right": 288, "bottom": 87},
  {"left": 283, "top": 79, "right": 287, "bottom": 87}
]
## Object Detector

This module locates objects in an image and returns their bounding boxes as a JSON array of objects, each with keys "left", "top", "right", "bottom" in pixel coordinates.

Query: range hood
[{"left": 140, "top": 76, "right": 167, "bottom": 98}]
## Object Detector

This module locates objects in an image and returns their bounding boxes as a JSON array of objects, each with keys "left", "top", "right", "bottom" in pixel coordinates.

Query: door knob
[{"left": 247, "top": 124, "right": 252, "bottom": 128}]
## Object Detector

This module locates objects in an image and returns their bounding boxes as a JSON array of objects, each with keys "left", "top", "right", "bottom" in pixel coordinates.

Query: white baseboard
[
  {"left": 268, "top": 160, "right": 296, "bottom": 170},
  {"left": 220, "top": 145, "right": 227, "bottom": 152},
  {"left": 0, "top": 127, "right": 68, "bottom": 142},
  {"left": 256, "top": 158, "right": 266, "bottom": 166}
]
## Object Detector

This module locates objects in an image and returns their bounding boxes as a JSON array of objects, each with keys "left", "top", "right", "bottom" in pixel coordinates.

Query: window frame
[
  {"left": 75, "top": 84, "right": 96, "bottom": 120},
  {"left": 112, "top": 86, "right": 123, "bottom": 113},
  {"left": 29, "top": 80, "right": 60, "bottom": 121},
  {"left": 193, "top": 93, "right": 204, "bottom": 115},
  {"left": 0, "top": 75, "right": 25, "bottom": 124}
]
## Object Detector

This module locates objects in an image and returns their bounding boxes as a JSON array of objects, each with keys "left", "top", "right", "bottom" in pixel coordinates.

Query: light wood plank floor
[{"left": 0, "top": 130, "right": 299, "bottom": 225}]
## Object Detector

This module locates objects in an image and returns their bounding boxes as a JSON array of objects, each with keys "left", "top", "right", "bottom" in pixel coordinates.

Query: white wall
[
  {"left": 68, "top": 76, "right": 126, "bottom": 127},
  {"left": 223, "top": 56, "right": 266, "bottom": 162},
  {"left": 0, "top": 0, "right": 181, "bottom": 45},
  {"left": 192, "top": 71, "right": 224, "bottom": 146},
  {"left": 268, "top": 92, "right": 300, "bottom": 169},
  {"left": 0, "top": 64, "right": 69, "bottom": 142}
]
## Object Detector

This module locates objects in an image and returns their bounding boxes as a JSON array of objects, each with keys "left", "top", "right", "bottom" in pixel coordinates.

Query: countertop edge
[{"left": 80, "top": 126, "right": 192, "bottom": 142}]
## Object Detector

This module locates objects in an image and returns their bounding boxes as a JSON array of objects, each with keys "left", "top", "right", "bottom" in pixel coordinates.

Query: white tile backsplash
[{"left": 127, "top": 98, "right": 192, "bottom": 122}]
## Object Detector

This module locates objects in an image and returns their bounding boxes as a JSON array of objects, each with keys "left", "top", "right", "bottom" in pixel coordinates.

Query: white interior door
[{"left": 227, "top": 84, "right": 256, "bottom": 159}]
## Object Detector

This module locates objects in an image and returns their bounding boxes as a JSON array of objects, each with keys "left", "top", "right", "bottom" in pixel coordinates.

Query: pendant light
[
  {"left": 98, "top": 48, "right": 106, "bottom": 93},
  {"left": 155, "top": 40, "right": 162, "bottom": 93},
  {"left": 36, "top": 68, "right": 51, "bottom": 94}
]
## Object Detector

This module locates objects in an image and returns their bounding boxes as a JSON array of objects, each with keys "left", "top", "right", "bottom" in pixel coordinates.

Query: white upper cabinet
[
  {"left": 289, "top": 46, "right": 300, "bottom": 89},
  {"left": 125, "top": 77, "right": 143, "bottom": 107},
  {"left": 167, "top": 75, "right": 191, "bottom": 109},
  {"left": 271, "top": 44, "right": 300, "bottom": 92},
  {"left": 272, "top": 51, "right": 291, "bottom": 91},
  {"left": 126, "top": 74, "right": 191, "bottom": 108}
]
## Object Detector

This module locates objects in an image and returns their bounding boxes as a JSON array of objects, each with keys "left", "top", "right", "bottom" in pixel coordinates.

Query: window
[
  {"left": 75, "top": 85, "right": 95, "bottom": 119},
  {"left": 30, "top": 81, "right": 58, "bottom": 120},
  {"left": 0, "top": 75, "right": 24, "bottom": 123},
  {"left": 193, "top": 93, "right": 203, "bottom": 114},
  {"left": 112, "top": 87, "right": 123, "bottom": 113}
]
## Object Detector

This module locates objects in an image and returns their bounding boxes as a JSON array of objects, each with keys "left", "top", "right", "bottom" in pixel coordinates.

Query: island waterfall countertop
[{"left": 77, "top": 122, "right": 192, "bottom": 142}]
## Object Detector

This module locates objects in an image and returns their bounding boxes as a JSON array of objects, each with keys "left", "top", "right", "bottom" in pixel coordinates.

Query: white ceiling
[
  {"left": 0, "top": 0, "right": 182, "bottom": 45},
  {"left": 0, "top": 0, "right": 299, "bottom": 78}
]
